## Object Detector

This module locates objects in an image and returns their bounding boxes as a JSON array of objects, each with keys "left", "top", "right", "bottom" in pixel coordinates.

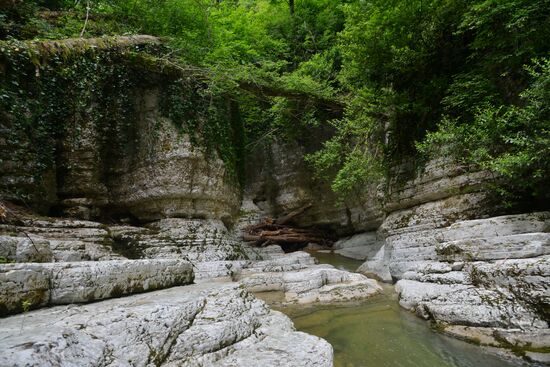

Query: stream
[{"left": 280, "top": 252, "right": 526, "bottom": 367}]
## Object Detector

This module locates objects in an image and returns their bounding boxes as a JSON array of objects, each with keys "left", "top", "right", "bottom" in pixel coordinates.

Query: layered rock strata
[
  {"left": 0, "top": 283, "right": 333, "bottom": 367},
  {"left": 0, "top": 219, "right": 121, "bottom": 262},
  {"left": 0, "top": 211, "right": 381, "bottom": 366},
  {"left": 109, "top": 218, "right": 246, "bottom": 262},
  {"left": 0, "top": 259, "right": 193, "bottom": 316},
  {"left": 243, "top": 139, "right": 383, "bottom": 234},
  {"left": 0, "top": 38, "right": 240, "bottom": 222},
  {"left": 236, "top": 252, "right": 381, "bottom": 304},
  {"left": 0, "top": 217, "right": 248, "bottom": 265},
  {"left": 394, "top": 213, "right": 550, "bottom": 363}
]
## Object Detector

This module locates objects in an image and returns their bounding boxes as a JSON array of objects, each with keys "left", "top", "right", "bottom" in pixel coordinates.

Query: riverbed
[{"left": 281, "top": 252, "right": 526, "bottom": 367}]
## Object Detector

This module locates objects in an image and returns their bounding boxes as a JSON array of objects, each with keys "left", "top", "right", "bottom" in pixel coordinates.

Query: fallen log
[
  {"left": 242, "top": 203, "right": 336, "bottom": 249},
  {"left": 274, "top": 203, "right": 312, "bottom": 225},
  {"left": 243, "top": 203, "right": 312, "bottom": 233},
  {"left": 242, "top": 233, "right": 331, "bottom": 245}
]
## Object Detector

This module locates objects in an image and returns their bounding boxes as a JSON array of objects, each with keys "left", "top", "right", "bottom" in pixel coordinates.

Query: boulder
[
  {"left": 0, "top": 259, "right": 193, "bottom": 316},
  {"left": 333, "top": 231, "right": 384, "bottom": 261},
  {"left": 237, "top": 252, "right": 382, "bottom": 304},
  {"left": 0, "top": 235, "right": 53, "bottom": 263}
]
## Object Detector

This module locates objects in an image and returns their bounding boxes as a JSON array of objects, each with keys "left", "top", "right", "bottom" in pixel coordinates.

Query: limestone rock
[
  {"left": 384, "top": 158, "right": 493, "bottom": 213},
  {"left": 120, "top": 218, "right": 248, "bottom": 262},
  {"left": 377, "top": 193, "right": 494, "bottom": 279},
  {"left": 434, "top": 212, "right": 550, "bottom": 262},
  {"left": 0, "top": 259, "right": 193, "bottom": 316},
  {"left": 1, "top": 83, "right": 239, "bottom": 221},
  {"left": 1, "top": 218, "right": 122, "bottom": 262},
  {"left": 395, "top": 279, "right": 546, "bottom": 329},
  {"left": 438, "top": 212, "right": 550, "bottom": 242},
  {"left": 0, "top": 235, "right": 53, "bottom": 263},
  {"left": 356, "top": 243, "right": 392, "bottom": 282},
  {"left": 0, "top": 283, "right": 333, "bottom": 367},
  {"left": 436, "top": 233, "right": 549, "bottom": 262},
  {"left": 237, "top": 252, "right": 382, "bottom": 304},
  {"left": 193, "top": 260, "right": 248, "bottom": 281},
  {"left": 109, "top": 95, "right": 240, "bottom": 221},
  {"left": 443, "top": 325, "right": 550, "bottom": 363},
  {"left": 465, "top": 256, "right": 550, "bottom": 321},
  {"left": 391, "top": 211, "right": 550, "bottom": 355},
  {"left": 243, "top": 139, "right": 383, "bottom": 234},
  {"left": 333, "top": 231, "right": 384, "bottom": 261}
]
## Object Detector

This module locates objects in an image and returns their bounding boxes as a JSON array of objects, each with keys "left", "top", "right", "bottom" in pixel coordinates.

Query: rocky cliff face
[
  {"left": 5, "top": 85, "right": 240, "bottom": 222},
  {"left": 0, "top": 38, "right": 240, "bottom": 223},
  {"left": 245, "top": 142, "right": 497, "bottom": 279},
  {"left": 243, "top": 139, "right": 383, "bottom": 234},
  {"left": 394, "top": 213, "right": 550, "bottom": 364}
]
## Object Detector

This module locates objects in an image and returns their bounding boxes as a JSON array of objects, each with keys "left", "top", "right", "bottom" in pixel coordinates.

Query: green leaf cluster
[{"left": 2, "top": 0, "right": 549, "bottom": 207}]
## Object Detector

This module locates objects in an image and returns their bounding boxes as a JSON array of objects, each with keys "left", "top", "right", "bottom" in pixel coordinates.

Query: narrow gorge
[{"left": 1, "top": 1, "right": 549, "bottom": 366}]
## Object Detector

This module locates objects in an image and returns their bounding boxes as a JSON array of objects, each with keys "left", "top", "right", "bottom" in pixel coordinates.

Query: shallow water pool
[{"left": 282, "top": 252, "right": 525, "bottom": 367}]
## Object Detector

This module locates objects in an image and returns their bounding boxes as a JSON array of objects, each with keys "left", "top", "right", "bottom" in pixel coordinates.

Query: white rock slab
[{"left": 0, "top": 283, "right": 332, "bottom": 367}]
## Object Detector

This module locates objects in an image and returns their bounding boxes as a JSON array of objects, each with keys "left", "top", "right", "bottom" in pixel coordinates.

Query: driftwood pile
[{"left": 242, "top": 204, "right": 335, "bottom": 249}]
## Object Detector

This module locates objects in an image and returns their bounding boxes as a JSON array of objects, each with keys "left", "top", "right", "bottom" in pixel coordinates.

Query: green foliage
[
  {"left": 0, "top": 2, "right": 42, "bottom": 39},
  {"left": 0, "top": 39, "right": 142, "bottom": 203},
  {"left": 419, "top": 59, "right": 550, "bottom": 207},
  {"left": 311, "top": 0, "right": 550, "bottom": 202},
  {"left": 0, "top": 256, "right": 14, "bottom": 263},
  {"left": 305, "top": 90, "right": 386, "bottom": 198},
  {"left": 0, "top": 39, "right": 243, "bottom": 206},
  {"left": 21, "top": 299, "right": 32, "bottom": 313},
  {"left": 1, "top": 0, "right": 548, "bottom": 207}
]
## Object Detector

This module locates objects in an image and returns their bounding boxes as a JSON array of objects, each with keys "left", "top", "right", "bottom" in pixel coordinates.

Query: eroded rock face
[
  {"left": 0, "top": 259, "right": 193, "bottom": 316},
  {"left": 394, "top": 214, "right": 550, "bottom": 361},
  {"left": 0, "top": 236, "right": 53, "bottom": 263},
  {"left": 236, "top": 252, "right": 382, "bottom": 304},
  {"left": 0, "top": 218, "right": 122, "bottom": 262},
  {"left": 353, "top": 191, "right": 494, "bottom": 281},
  {"left": 395, "top": 258, "right": 550, "bottom": 363},
  {"left": 383, "top": 158, "right": 493, "bottom": 213},
  {"left": 381, "top": 192, "right": 494, "bottom": 279},
  {"left": 111, "top": 218, "right": 248, "bottom": 262},
  {"left": 0, "top": 216, "right": 249, "bottom": 265},
  {"left": 333, "top": 232, "right": 383, "bottom": 261},
  {"left": 107, "top": 92, "right": 240, "bottom": 222},
  {"left": 244, "top": 139, "right": 383, "bottom": 235},
  {"left": 0, "top": 283, "right": 333, "bottom": 367},
  {"left": 434, "top": 212, "right": 550, "bottom": 262},
  {"left": 337, "top": 157, "right": 550, "bottom": 361},
  {"left": 245, "top": 151, "right": 498, "bottom": 283},
  {"left": 1, "top": 85, "right": 239, "bottom": 222}
]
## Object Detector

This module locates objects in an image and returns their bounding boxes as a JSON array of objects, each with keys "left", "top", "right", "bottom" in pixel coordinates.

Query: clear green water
[{"left": 282, "top": 252, "right": 525, "bottom": 367}]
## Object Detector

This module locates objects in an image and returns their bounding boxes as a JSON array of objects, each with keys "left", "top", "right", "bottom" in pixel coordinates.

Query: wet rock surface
[
  {"left": 238, "top": 254, "right": 381, "bottom": 304},
  {"left": 392, "top": 214, "right": 550, "bottom": 362}
]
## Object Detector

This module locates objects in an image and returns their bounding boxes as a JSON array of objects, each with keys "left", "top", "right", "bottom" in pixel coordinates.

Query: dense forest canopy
[{"left": 1, "top": 0, "right": 549, "bottom": 209}]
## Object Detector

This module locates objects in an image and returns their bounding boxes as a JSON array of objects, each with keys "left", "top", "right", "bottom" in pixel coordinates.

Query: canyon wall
[
  {"left": 0, "top": 39, "right": 240, "bottom": 224},
  {"left": 1, "top": 38, "right": 548, "bottom": 363}
]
